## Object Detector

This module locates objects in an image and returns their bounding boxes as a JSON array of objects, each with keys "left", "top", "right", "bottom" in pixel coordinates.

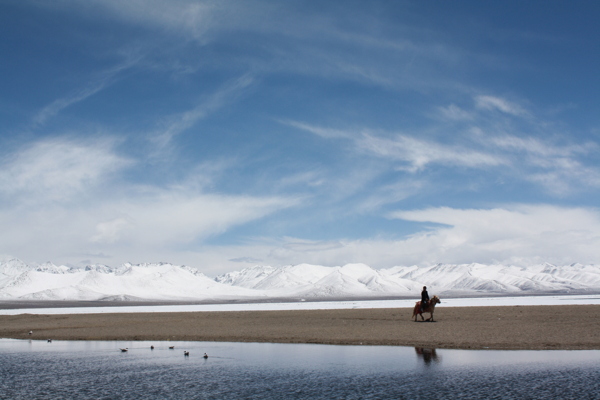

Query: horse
[{"left": 412, "top": 295, "right": 441, "bottom": 322}]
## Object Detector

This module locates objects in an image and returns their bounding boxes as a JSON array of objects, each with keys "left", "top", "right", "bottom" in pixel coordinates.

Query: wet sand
[{"left": 1, "top": 305, "right": 599, "bottom": 350}]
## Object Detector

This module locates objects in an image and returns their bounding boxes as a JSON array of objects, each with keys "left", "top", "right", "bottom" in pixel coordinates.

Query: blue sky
[{"left": 1, "top": 1, "right": 600, "bottom": 275}]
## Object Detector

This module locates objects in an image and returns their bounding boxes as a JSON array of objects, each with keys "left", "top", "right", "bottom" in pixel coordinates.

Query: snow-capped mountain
[
  {"left": 1, "top": 259, "right": 599, "bottom": 302},
  {"left": 0, "top": 260, "right": 261, "bottom": 301},
  {"left": 215, "top": 263, "right": 421, "bottom": 298},
  {"left": 216, "top": 262, "right": 600, "bottom": 298}
]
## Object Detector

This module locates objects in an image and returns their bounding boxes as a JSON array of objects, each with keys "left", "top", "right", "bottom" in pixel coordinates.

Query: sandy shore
[{"left": 2, "top": 305, "right": 599, "bottom": 350}]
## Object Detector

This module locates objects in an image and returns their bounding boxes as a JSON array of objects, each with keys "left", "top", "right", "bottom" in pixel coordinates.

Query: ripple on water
[{"left": 0, "top": 340, "right": 599, "bottom": 399}]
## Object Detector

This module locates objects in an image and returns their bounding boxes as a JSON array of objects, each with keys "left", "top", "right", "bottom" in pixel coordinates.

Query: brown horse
[{"left": 412, "top": 295, "right": 441, "bottom": 322}]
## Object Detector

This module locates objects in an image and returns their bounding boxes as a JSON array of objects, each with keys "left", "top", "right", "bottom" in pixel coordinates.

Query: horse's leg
[
  {"left": 425, "top": 310, "right": 432, "bottom": 321},
  {"left": 414, "top": 304, "right": 422, "bottom": 321}
]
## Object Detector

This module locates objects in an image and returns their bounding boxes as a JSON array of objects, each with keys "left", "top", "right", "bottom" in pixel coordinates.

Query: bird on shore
[
  {"left": 120, "top": 348, "right": 128, "bottom": 352},
  {"left": 28, "top": 331, "right": 33, "bottom": 335},
  {"left": 150, "top": 345, "right": 154, "bottom": 350},
  {"left": 203, "top": 353, "right": 208, "bottom": 359},
  {"left": 169, "top": 346, "right": 175, "bottom": 349},
  {"left": 47, "top": 339, "right": 52, "bottom": 343},
  {"left": 184, "top": 351, "right": 189, "bottom": 356}
]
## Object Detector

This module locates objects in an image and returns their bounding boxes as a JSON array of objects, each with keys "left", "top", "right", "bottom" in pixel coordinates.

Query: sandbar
[{"left": 1, "top": 305, "right": 599, "bottom": 350}]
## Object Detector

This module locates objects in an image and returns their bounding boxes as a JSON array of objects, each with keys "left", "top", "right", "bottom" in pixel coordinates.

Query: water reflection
[
  {"left": 1, "top": 340, "right": 600, "bottom": 399},
  {"left": 415, "top": 347, "right": 440, "bottom": 365}
]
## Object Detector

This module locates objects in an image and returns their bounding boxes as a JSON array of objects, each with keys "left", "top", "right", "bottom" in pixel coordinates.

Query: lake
[{"left": 1, "top": 339, "right": 599, "bottom": 399}]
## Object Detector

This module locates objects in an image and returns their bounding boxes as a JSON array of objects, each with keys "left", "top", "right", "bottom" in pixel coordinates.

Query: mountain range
[{"left": 1, "top": 259, "right": 599, "bottom": 302}]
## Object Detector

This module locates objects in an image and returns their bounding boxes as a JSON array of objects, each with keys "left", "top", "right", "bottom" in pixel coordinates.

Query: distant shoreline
[
  {"left": 3, "top": 291, "right": 599, "bottom": 310},
  {"left": 2, "top": 305, "right": 599, "bottom": 350},
  {"left": 0, "top": 297, "right": 407, "bottom": 310}
]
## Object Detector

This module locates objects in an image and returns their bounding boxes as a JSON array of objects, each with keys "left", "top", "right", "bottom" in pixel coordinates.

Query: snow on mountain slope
[
  {"left": 377, "top": 263, "right": 600, "bottom": 294},
  {"left": 0, "top": 261, "right": 260, "bottom": 301},
  {"left": 215, "top": 263, "right": 394, "bottom": 297},
  {"left": 214, "top": 265, "right": 277, "bottom": 288},
  {"left": 218, "top": 262, "right": 600, "bottom": 298},
  {"left": 250, "top": 264, "right": 334, "bottom": 291},
  {"left": 0, "top": 259, "right": 34, "bottom": 276},
  {"left": 1, "top": 259, "right": 600, "bottom": 301}
]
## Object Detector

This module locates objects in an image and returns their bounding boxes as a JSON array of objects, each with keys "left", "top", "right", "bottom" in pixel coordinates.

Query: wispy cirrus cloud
[
  {"left": 285, "top": 120, "right": 506, "bottom": 172},
  {"left": 280, "top": 120, "right": 351, "bottom": 140},
  {"left": 475, "top": 95, "right": 529, "bottom": 117},
  {"left": 356, "top": 180, "right": 424, "bottom": 213},
  {"left": 64, "top": 0, "right": 468, "bottom": 92},
  {"left": 33, "top": 57, "right": 139, "bottom": 126},
  {"left": 151, "top": 73, "right": 255, "bottom": 153},
  {"left": 286, "top": 89, "right": 600, "bottom": 198},
  {"left": 356, "top": 132, "right": 505, "bottom": 172},
  {"left": 473, "top": 128, "right": 600, "bottom": 194},
  {"left": 485, "top": 133, "right": 593, "bottom": 158},
  {"left": 437, "top": 93, "right": 600, "bottom": 195},
  {"left": 527, "top": 165, "right": 600, "bottom": 195},
  {"left": 437, "top": 104, "right": 474, "bottom": 121}
]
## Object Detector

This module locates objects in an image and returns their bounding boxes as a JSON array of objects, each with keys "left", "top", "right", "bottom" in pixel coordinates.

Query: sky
[{"left": 1, "top": 0, "right": 600, "bottom": 276}]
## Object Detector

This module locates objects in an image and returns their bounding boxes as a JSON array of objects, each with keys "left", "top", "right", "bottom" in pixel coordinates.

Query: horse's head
[{"left": 432, "top": 295, "right": 441, "bottom": 304}]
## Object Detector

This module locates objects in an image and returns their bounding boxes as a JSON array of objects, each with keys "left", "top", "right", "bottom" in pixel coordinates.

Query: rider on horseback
[{"left": 420, "top": 286, "right": 429, "bottom": 312}]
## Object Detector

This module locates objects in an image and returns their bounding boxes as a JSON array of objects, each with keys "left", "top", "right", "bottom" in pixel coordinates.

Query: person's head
[{"left": 423, "top": 286, "right": 427, "bottom": 290}]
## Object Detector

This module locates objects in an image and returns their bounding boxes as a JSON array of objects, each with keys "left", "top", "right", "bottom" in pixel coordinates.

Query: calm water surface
[{"left": 1, "top": 339, "right": 599, "bottom": 399}]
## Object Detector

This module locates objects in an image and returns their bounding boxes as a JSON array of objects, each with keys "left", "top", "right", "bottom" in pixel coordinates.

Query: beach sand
[{"left": 2, "top": 305, "right": 599, "bottom": 350}]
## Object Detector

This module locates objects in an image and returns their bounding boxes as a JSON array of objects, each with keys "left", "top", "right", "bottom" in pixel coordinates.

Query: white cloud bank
[
  {"left": 0, "top": 136, "right": 298, "bottom": 269},
  {"left": 0, "top": 137, "right": 130, "bottom": 203},
  {"left": 210, "top": 205, "right": 600, "bottom": 274},
  {"left": 3, "top": 136, "right": 597, "bottom": 275},
  {"left": 389, "top": 205, "right": 600, "bottom": 266}
]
